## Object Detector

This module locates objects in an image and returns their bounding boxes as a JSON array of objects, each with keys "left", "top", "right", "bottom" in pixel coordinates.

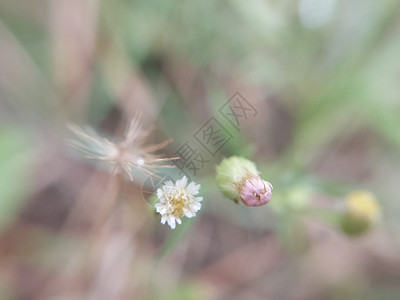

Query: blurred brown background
[{"left": 1, "top": 0, "right": 400, "bottom": 299}]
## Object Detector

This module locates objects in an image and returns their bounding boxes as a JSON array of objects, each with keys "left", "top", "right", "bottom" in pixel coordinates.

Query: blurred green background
[{"left": 1, "top": 0, "right": 400, "bottom": 299}]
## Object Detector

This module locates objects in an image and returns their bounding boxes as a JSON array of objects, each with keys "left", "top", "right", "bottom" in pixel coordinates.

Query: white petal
[
  {"left": 156, "top": 206, "right": 167, "bottom": 214},
  {"left": 190, "top": 203, "right": 201, "bottom": 212},
  {"left": 161, "top": 215, "right": 168, "bottom": 224},
  {"left": 164, "top": 180, "right": 174, "bottom": 187},
  {"left": 176, "top": 218, "right": 182, "bottom": 225},
  {"left": 167, "top": 216, "right": 176, "bottom": 229},
  {"left": 176, "top": 176, "right": 187, "bottom": 189},
  {"left": 165, "top": 186, "right": 176, "bottom": 195},
  {"left": 184, "top": 209, "right": 194, "bottom": 218},
  {"left": 186, "top": 182, "right": 200, "bottom": 195},
  {"left": 156, "top": 188, "right": 164, "bottom": 199}
]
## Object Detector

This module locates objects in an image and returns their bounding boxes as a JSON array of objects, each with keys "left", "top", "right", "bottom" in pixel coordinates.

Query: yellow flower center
[{"left": 169, "top": 189, "right": 187, "bottom": 218}]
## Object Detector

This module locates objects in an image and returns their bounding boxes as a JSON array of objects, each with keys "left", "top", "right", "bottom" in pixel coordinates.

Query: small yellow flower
[
  {"left": 340, "top": 190, "right": 381, "bottom": 235},
  {"left": 346, "top": 190, "right": 381, "bottom": 223}
]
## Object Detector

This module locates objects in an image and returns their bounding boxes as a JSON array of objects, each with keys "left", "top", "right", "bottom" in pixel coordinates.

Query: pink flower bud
[{"left": 239, "top": 177, "right": 273, "bottom": 207}]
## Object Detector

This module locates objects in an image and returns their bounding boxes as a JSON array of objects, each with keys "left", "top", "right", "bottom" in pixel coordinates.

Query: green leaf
[{"left": 0, "top": 126, "right": 33, "bottom": 229}]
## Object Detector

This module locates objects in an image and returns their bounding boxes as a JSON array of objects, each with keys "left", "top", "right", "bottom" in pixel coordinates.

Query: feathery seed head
[{"left": 67, "top": 115, "right": 178, "bottom": 181}]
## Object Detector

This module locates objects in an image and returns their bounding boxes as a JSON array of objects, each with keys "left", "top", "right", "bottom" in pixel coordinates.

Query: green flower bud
[
  {"left": 215, "top": 156, "right": 272, "bottom": 206},
  {"left": 340, "top": 190, "right": 381, "bottom": 236}
]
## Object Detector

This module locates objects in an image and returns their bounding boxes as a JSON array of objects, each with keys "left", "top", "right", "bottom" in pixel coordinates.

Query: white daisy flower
[{"left": 154, "top": 176, "right": 202, "bottom": 229}]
